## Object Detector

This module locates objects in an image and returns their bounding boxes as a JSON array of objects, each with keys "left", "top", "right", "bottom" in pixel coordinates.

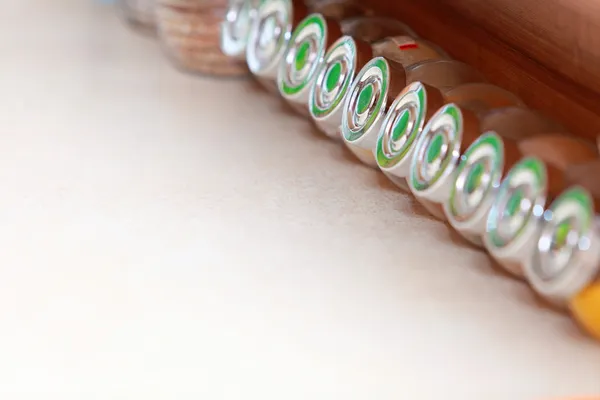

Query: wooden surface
[{"left": 366, "top": 0, "right": 600, "bottom": 142}]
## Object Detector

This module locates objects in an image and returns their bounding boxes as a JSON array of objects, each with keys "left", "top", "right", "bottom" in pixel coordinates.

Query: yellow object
[{"left": 570, "top": 284, "right": 600, "bottom": 340}]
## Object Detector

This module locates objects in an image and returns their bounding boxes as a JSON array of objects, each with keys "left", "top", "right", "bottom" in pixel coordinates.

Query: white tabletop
[{"left": 1, "top": 1, "right": 599, "bottom": 398}]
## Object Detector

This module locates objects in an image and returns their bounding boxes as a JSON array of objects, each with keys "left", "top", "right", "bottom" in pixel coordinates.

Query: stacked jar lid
[{"left": 219, "top": 0, "right": 600, "bottom": 341}]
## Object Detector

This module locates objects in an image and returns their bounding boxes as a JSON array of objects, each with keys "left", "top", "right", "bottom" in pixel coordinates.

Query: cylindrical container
[
  {"left": 308, "top": 19, "right": 418, "bottom": 138},
  {"left": 483, "top": 138, "right": 599, "bottom": 278},
  {"left": 340, "top": 41, "right": 450, "bottom": 167},
  {"left": 525, "top": 160, "right": 600, "bottom": 308},
  {"left": 157, "top": 0, "right": 249, "bottom": 77},
  {"left": 375, "top": 61, "right": 487, "bottom": 192},
  {"left": 220, "top": 0, "right": 260, "bottom": 60},
  {"left": 406, "top": 84, "right": 525, "bottom": 221},
  {"left": 119, "top": 0, "right": 156, "bottom": 32},
  {"left": 443, "top": 109, "right": 567, "bottom": 245}
]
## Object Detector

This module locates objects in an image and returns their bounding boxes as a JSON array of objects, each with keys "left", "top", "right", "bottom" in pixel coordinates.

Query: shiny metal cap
[
  {"left": 220, "top": 0, "right": 258, "bottom": 59},
  {"left": 408, "top": 103, "right": 468, "bottom": 203},
  {"left": 342, "top": 57, "right": 403, "bottom": 152},
  {"left": 445, "top": 132, "right": 505, "bottom": 245},
  {"left": 376, "top": 81, "right": 441, "bottom": 180},
  {"left": 246, "top": 0, "right": 294, "bottom": 80},
  {"left": 525, "top": 187, "right": 600, "bottom": 304},
  {"left": 484, "top": 157, "right": 548, "bottom": 277},
  {"left": 309, "top": 35, "right": 359, "bottom": 138},
  {"left": 278, "top": 13, "right": 335, "bottom": 109}
]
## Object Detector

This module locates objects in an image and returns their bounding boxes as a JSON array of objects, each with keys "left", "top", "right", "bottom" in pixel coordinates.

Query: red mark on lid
[{"left": 398, "top": 43, "right": 418, "bottom": 51}]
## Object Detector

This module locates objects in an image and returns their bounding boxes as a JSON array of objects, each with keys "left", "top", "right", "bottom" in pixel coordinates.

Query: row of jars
[{"left": 219, "top": 0, "right": 600, "bottom": 340}]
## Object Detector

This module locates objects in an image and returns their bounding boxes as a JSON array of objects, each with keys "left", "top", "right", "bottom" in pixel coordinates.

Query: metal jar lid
[
  {"left": 525, "top": 187, "right": 600, "bottom": 305},
  {"left": 484, "top": 157, "right": 549, "bottom": 276},
  {"left": 246, "top": 0, "right": 298, "bottom": 80},
  {"left": 220, "top": 0, "right": 259, "bottom": 59},
  {"left": 375, "top": 81, "right": 444, "bottom": 178},
  {"left": 444, "top": 132, "right": 505, "bottom": 242},
  {"left": 408, "top": 103, "right": 480, "bottom": 203},
  {"left": 278, "top": 13, "right": 341, "bottom": 107},
  {"left": 341, "top": 56, "right": 407, "bottom": 152},
  {"left": 309, "top": 35, "right": 372, "bottom": 138}
]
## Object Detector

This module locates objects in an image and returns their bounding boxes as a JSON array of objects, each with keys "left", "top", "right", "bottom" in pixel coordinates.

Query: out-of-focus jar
[
  {"left": 156, "top": 0, "right": 249, "bottom": 77},
  {"left": 220, "top": 0, "right": 261, "bottom": 61},
  {"left": 524, "top": 161, "right": 600, "bottom": 318},
  {"left": 119, "top": 0, "right": 156, "bottom": 32},
  {"left": 442, "top": 109, "right": 569, "bottom": 246},
  {"left": 405, "top": 83, "right": 526, "bottom": 220},
  {"left": 483, "top": 136, "right": 598, "bottom": 278}
]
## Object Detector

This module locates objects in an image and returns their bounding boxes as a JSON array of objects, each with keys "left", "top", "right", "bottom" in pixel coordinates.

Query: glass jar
[{"left": 156, "top": 0, "right": 249, "bottom": 77}]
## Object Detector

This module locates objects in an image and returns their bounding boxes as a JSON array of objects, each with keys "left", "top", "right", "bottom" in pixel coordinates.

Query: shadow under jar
[
  {"left": 339, "top": 39, "right": 451, "bottom": 169},
  {"left": 524, "top": 161, "right": 600, "bottom": 338},
  {"left": 279, "top": 15, "right": 418, "bottom": 117},
  {"left": 483, "top": 137, "right": 599, "bottom": 279},
  {"left": 308, "top": 18, "right": 419, "bottom": 137},
  {"left": 246, "top": 0, "right": 365, "bottom": 94},
  {"left": 406, "top": 83, "right": 528, "bottom": 221}
]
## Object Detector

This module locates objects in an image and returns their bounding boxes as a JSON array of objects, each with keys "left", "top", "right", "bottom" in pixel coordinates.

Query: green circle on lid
[
  {"left": 426, "top": 133, "right": 444, "bottom": 164},
  {"left": 357, "top": 83, "right": 374, "bottom": 114},
  {"left": 295, "top": 41, "right": 310, "bottom": 71},
  {"left": 465, "top": 162, "right": 485, "bottom": 194},
  {"left": 505, "top": 187, "right": 525, "bottom": 218},
  {"left": 325, "top": 62, "right": 342, "bottom": 92},
  {"left": 392, "top": 109, "right": 411, "bottom": 141},
  {"left": 554, "top": 220, "right": 572, "bottom": 249}
]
